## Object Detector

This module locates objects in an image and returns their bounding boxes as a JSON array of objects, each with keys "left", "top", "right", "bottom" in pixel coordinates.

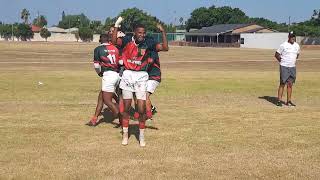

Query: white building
[{"left": 240, "top": 33, "right": 303, "bottom": 49}]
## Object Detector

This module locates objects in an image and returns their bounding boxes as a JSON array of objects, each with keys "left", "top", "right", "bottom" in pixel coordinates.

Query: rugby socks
[
  {"left": 90, "top": 116, "right": 98, "bottom": 125},
  {"left": 121, "top": 118, "right": 129, "bottom": 145},
  {"left": 119, "top": 99, "right": 124, "bottom": 113},
  {"left": 139, "top": 128, "right": 146, "bottom": 147},
  {"left": 146, "top": 111, "right": 152, "bottom": 119},
  {"left": 122, "top": 118, "right": 129, "bottom": 128},
  {"left": 134, "top": 112, "right": 140, "bottom": 119},
  {"left": 139, "top": 121, "right": 145, "bottom": 129}
]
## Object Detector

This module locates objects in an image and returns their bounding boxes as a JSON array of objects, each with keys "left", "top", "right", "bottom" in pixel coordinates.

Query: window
[{"left": 240, "top": 38, "right": 244, "bottom": 44}]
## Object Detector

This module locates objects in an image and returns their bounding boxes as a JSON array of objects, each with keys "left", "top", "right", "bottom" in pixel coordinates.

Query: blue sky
[{"left": 1, "top": 0, "right": 319, "bottom": 26}]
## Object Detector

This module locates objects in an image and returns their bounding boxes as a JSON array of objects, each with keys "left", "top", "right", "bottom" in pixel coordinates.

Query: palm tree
[
  {"left": 21, "top": 9, "right": 30, "bottom": 24},
  {"left": 179, "top": 17, "right": 184, "bottom": 25}
]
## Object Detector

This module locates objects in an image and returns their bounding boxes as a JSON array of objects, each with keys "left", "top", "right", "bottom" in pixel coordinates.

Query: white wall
[
  {"left": 33, "top": 33, "right": 100, "bottom": 42},
  {"left": 240, "top": 33, "right": 302, "bottom": 49},
  {"left": 0, "top": 33, "right": 100, "bottom": 42}
]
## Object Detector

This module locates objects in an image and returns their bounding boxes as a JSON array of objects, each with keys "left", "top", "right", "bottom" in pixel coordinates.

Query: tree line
[
  {"left": 186, "top": 5, "right": 320, "bottom": 37},
  {"left": 1, "top": 6, "right": 319, "bottom": 42}
]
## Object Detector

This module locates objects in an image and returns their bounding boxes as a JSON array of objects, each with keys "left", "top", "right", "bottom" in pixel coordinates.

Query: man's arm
[
  {"left": 111, "top": 17, "right": 123, "bottom": 46},
  {"left": 275, "top": 52, "right": 281, "bottom": 62},
  {"left": 155, "top": 24, "right": 169, "bottom": 52},
  {"left": 93, "top": 48, "right": 103, "bottom": 77}
]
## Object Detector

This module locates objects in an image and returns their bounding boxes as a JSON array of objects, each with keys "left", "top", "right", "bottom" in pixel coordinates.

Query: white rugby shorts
[{"left": 101, "top": 71, "right": 120, "bottom": 93}]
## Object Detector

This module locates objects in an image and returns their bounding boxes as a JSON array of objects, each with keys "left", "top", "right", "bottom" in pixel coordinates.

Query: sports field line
[{"left": 0, "top": 58, "right": 318, "bottom": 64}]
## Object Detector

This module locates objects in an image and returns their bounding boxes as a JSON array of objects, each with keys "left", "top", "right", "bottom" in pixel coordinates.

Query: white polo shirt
[{"left": 277, "top": 41, "right": 300, "bottom": 67}]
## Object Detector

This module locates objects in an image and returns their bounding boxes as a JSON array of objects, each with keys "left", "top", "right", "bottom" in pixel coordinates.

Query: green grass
[{"left": 1, "top": 43, "right": 320, "bottom": 179}]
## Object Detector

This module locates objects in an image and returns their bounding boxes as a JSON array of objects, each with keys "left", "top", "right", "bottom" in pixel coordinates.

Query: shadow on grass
[
  {"left": 86, "top": 108, "right": 159, "bottom": 130},
  {"left": 259, "top": 96, "right": 280, "bottom": 106}
]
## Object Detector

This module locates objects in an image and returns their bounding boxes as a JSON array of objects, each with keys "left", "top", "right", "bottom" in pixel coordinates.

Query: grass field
[{"left": 1, "top": 41, "right": 320, "bottom": 179}]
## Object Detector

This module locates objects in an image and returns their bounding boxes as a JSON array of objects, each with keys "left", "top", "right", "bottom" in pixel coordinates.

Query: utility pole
[
  {"left": 217, "top": 33, "right": 219, "bottom": 44},
  {"left": 37, "top": 11, "right": 40, "bottom": 26},
  {"left": 12, "top": 24, "right": 14, "bottom": 41},
  {"left": 288, "top": 16, "right": 291, "bottom": 32}
]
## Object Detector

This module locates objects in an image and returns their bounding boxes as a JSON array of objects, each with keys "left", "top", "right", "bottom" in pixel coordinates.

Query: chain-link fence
[{"left": 146, "top": 32, "right": 185, "bottom": 42}]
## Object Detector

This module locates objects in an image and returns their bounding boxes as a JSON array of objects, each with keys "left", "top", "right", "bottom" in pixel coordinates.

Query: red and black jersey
[
  {"left": 147, "top": 52, "right": 161, "bottom": 82},
  {"left": 93, "top": 43, "right": 120, "bottom": 72},
  {"left": 119, "top": 35, "right": 158, "bottom": 71}
]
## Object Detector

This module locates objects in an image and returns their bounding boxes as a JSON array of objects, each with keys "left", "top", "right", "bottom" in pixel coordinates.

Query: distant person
[{"left": 275, "top": 31, "right": 300, "bottom": 106}]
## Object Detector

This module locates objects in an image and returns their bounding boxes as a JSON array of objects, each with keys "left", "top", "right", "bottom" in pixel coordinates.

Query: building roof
[
  {"left": 31, "top": 25, "right": 41, "bottom": 32},
  {"left": 187, "top": 24, "right": 250, "bottom": 35},
  {"left": 186, "top": 24, "right": 272, "bottom": 36},
  {"left": 65, "top": 27, "right": 79, "bottom": 33},
  {"left": 240, "top": 27, "right": 276, "bottom": 33},
  {"left": 48, "top": 27, "right": 67, "bottom": 33}
]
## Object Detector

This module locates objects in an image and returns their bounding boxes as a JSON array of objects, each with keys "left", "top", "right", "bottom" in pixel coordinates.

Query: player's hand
[
  {"left": 156, "top": 23, "right": 165, "bottom": 32},
  {"left": 115, "top": 17, "right": 124, "bottom": 28}
]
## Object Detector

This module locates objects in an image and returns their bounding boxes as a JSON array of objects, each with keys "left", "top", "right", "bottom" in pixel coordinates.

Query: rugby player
[
  {"left": 87, "top": 33, "right": 121, "bottom": 126},
  {"left": 88, "top": 27, "right": 125, "bottom": 126},
  {"left": 112, "top": 17, "right": 168, "bottom": 146}
]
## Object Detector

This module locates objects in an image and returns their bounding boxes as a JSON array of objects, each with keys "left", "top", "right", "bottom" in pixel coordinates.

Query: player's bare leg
[
  {"left": 88, "top": 91, "right": 103, "bottom": 126},
  {"left": 277, "top": 84, "right": 285, "bottom": 106},
  {"left": 102, "top": 92, "right": 120, "bottom": 119},
  {"left": 121, "top": 99, "right": 132, "bottom": 145},
  {"left": 117, "top": 94, "right": 124, "bottom": 127},
  {"left": 133, "top": 95, "right": 140, "bottom": 119},
  {"left": 146, "top": 92, "right": 153, "bottom": 119},
  {"left": 286, "top": 81, "right": 296, "bottom": 106},
  {"left": 137, "top": 99, "right": 147, "bottom": 147}
]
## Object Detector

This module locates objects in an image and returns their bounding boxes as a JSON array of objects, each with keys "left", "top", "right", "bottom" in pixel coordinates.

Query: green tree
[
  {"left": 90, "top": 20, "right": 104, "bottom": 34},
  {"left": 40, "top": 28, "right": 51, "bottom": 41},
  {"left": 62, "top": 11, "right": 66, "bottom": 21},
  {"left": 73, "top": 31, "right": 80, "bottom": 42},
  {"left": 248, "top": 17, "right": 285, "bottom": 30},
  {"left": 16, "top": 23, "right": 34, "bottom": 41},
  {"left": 104, "top": 17, "right": 114, "bottom": 31},
  {"left": 33, "top": 15, "right": 48, "bottom": 27},
  {"left": 78, "top": 27, "right": 93, "bottom": 42},
  {"left": 186, "top": 6, "right": 249, "bottom": 30},
  {"left": 186, "top": 7, "right": 212, "bottom": 30},
  {"left": 12, "top": 23, "right": 20, "bottom": 40},
  {"left": 21, "top": 9, "right": 30, "bottom": 24},
  {"left": 179, "top": 17, "right": 184, "bottom": 25},
  {"left": 58, "top": 13, "right": 90, "bottom": 29},
  {"left": 118, "top": 8, "right": 175, "bottom": 32},
  {"left": 0, "top": 24, "right": 13, "bottom": 40}
]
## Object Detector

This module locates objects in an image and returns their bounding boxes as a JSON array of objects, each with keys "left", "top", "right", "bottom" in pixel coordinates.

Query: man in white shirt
[{"left": 274, "top": 32, "right": 300, "bottom": 106}]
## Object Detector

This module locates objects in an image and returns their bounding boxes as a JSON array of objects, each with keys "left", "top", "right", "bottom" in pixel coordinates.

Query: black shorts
[{"left": 280, "top": 65, "right": 296, "bottom": 84}]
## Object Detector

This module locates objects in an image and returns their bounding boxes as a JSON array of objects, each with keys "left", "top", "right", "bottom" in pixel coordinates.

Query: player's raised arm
[
  {"left": 156, "top": 23, "right": 169, "bottom": 52},
  {"left": 112, "top": 17, "right": 123, "bottom": 46}
]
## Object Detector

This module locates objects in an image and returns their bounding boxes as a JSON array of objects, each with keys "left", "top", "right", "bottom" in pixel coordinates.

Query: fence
[
  {"left": 146, "top": 32, "right": 185, "bottom": 42},
  {"left": 301, "top": 37, "right": 320, "bottom": 45}
]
